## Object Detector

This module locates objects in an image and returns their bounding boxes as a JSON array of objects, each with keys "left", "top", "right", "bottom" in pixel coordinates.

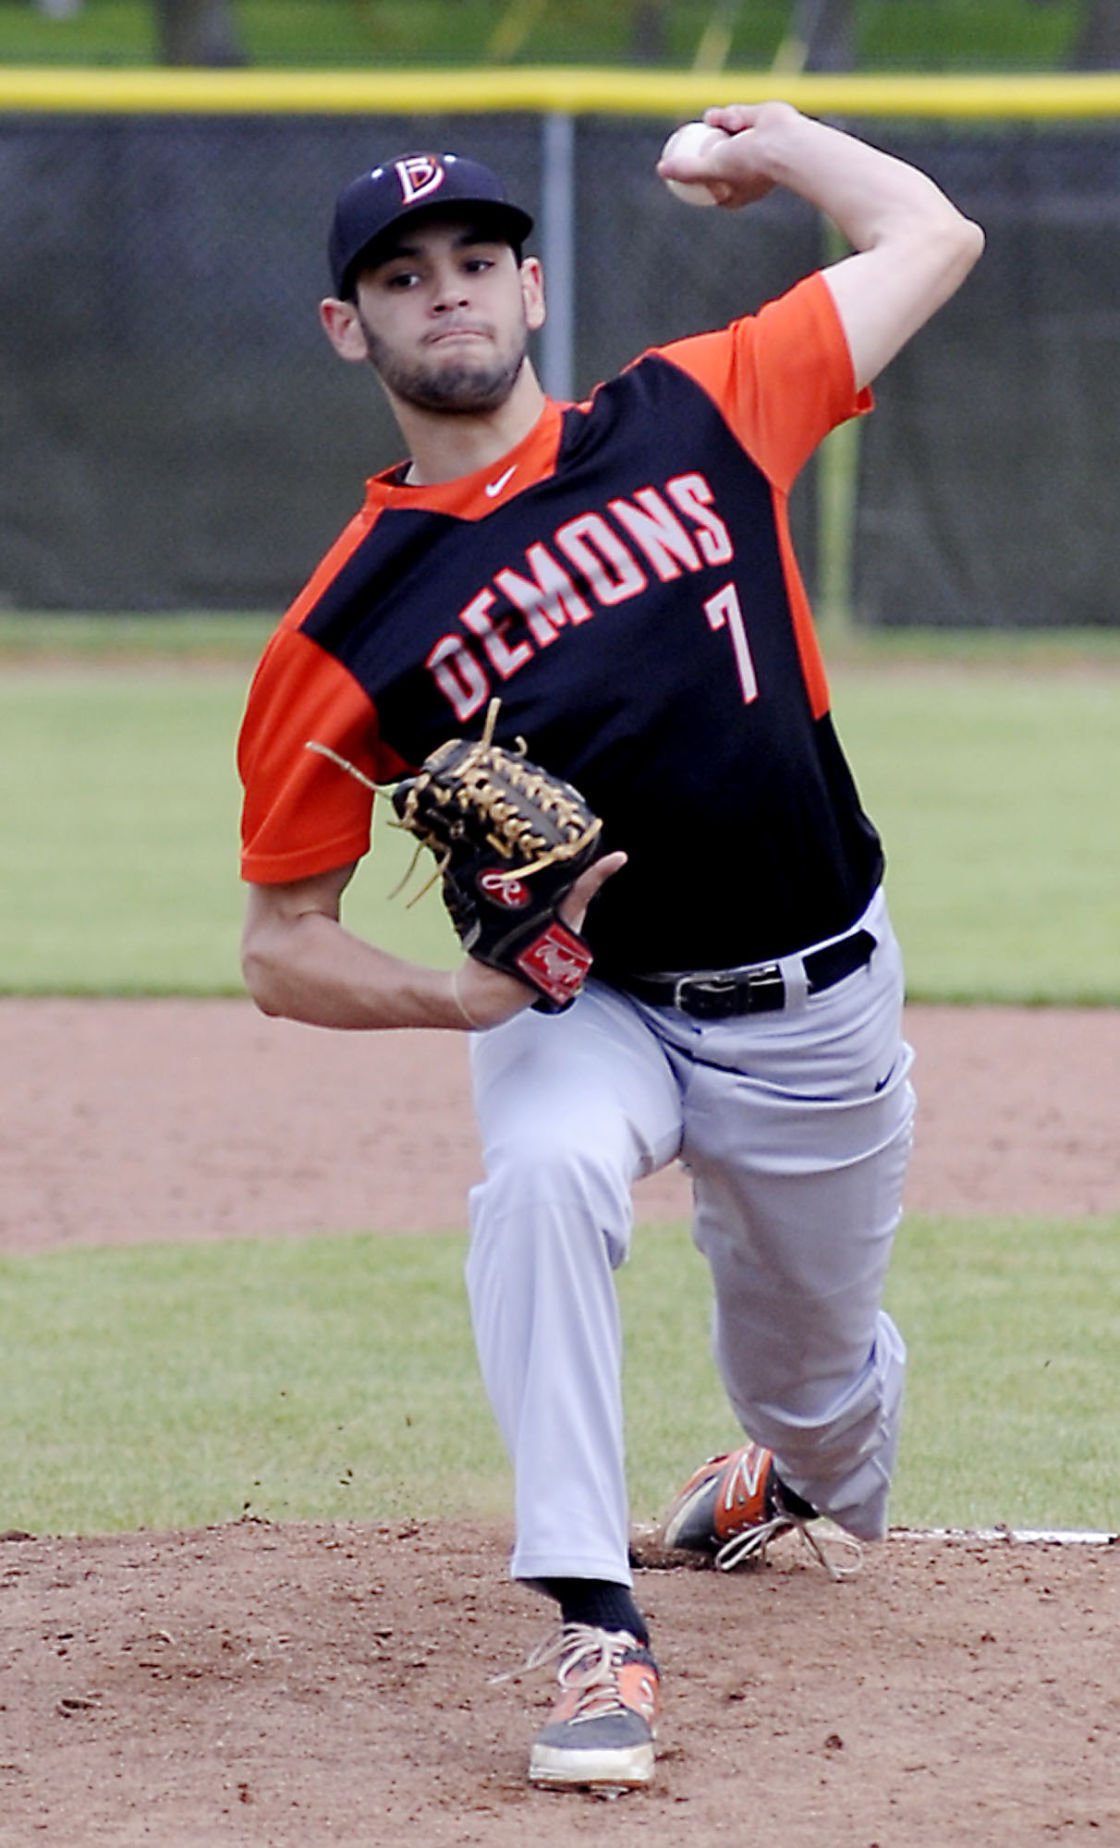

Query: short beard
[{"left": 358, "top": 313, "right": 529, "bottom": 416}]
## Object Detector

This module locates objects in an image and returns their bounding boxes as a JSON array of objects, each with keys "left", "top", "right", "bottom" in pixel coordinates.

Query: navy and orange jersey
[{"left": 238, "top": 270, "right": 883, "bottom": 973}]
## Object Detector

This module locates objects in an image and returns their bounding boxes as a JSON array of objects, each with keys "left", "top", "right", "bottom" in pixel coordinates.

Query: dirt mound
[{"left": 2, "top": 1519, "right": 1114, "bottom": 1845}]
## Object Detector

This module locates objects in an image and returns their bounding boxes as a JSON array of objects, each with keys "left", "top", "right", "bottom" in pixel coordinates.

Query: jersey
[{"left": 238, "top": 271, "right": 883, "bottom": 974}]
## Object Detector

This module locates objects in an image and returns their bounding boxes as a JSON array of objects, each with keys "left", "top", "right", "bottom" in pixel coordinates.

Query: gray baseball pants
[{"left": 465, "top": 885, "right": 915, "bottom": 1585}]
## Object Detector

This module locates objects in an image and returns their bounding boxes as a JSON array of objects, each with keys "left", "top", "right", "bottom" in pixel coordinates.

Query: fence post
[
  {"left": 538, "top": 111, "right": 576, "bottom": 400},
  {"left": 816, "top": 217, "right": 858, "bottom": 636}
]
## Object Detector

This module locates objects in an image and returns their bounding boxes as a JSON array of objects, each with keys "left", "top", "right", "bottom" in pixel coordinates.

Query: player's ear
[
  {"left": 319, "top": 297, "right": 370, "bottom": 364},
  {"left": 519, "top": 256, "right": 546, "bottom": 332}
]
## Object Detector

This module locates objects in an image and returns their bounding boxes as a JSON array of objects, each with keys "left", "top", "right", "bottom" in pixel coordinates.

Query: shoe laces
[
  {"left": 715, "top": 1507, "right": 863, "bottom": 1581},
  {"left": 698, "top": 1448, "right": 863, "bottom": 1581},
  {"left": 492, "top": 1623, "right": 654, "bottom": 1724}
]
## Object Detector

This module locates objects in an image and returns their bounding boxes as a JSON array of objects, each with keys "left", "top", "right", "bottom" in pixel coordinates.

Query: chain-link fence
[{"left": 2, "top": 109, "right": 1118, "bottom": 623}]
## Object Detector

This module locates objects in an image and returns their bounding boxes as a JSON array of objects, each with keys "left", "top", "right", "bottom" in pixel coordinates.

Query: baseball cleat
[
  {"left": 661, "top": 1440, "right": 796, "bottom": 1570},
  {"left": 660, "top": 1442, "right": 862, "bottom": 1579},
  {"left": 498, "top": 1623, "right": 660, "bottom": 1790}
]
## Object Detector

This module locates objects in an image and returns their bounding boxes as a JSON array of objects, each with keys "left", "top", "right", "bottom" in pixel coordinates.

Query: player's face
[{"left": 352, "top": 218, "right": 544, "bottom": 415}]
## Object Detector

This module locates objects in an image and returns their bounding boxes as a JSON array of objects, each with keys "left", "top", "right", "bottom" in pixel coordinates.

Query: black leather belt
[{"left": 617, "top": 929, "right": 876, "bottom": 1021}]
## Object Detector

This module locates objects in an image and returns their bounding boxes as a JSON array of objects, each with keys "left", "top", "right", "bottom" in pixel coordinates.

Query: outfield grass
[
  {"left": 1, "top": 633, "right": 1115, "bottom": 1002},
  {"left": 834, "top": 663, "right": 1120, "bottom": 1003},
  {"left": 1, "top": 1217, "right": 1115, "bottom": 1538},
  {"left": 0, "top": 664, "right": 458, "bottom": 993}
]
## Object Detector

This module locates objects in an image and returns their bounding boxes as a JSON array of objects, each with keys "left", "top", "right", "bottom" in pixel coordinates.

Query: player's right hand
[
  {"left": 695, "top": 102, "right": 795, "bottom": 209},
  {"left": 559, "top": 850, "right": 628, "bottom": 933}
]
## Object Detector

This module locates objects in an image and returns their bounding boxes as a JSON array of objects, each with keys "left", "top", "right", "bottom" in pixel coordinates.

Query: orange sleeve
[
  {"left": 660, "top": 271, "right": 873, "bottom": 491},
  {"left": 237, "top": 627, "right": 407, "bottom": 886}
]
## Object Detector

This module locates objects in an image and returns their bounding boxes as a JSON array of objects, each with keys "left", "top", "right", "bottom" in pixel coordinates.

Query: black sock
[
  {"left": 539, "top": 1578, "right": 650, "bottom": 1646},
  {"left": 770, "top": 1470, "right": 818, "bottom": 1522}
]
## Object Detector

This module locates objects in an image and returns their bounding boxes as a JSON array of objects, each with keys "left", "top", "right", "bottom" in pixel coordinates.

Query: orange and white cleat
[
  {"left": 497, "top": 1623, "right": 660, "bottom": 1790},
  {"left": 660, "top": 1442, "right": 862, "bottom": 1579},
  {"left": 660, "top": 1441, "right": 798, "bottom": 1569}
]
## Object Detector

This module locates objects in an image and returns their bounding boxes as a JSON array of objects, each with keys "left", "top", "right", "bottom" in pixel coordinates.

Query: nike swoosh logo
[
  {"left": 874, "top": 1064, "right": 896, "bottom": 1094},
  {"left": 484, "top": 466, "right": 516, "bottom": 498}
]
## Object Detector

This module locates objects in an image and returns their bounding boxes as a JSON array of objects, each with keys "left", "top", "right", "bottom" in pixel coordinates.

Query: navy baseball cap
[{"left": 328, "top": 152, "right": 535, "bottom": 298}]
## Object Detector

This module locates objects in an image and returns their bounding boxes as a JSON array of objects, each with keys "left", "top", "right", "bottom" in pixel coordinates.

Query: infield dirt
[{"left": 0, "top": 1000, "right": 1116, "bottom": 1846}]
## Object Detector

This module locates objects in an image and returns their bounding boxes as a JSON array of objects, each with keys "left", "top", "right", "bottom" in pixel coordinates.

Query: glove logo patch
[
  {"left": 478, "top": 869, "right": 531, "bottom": 910},
  {"left": 516, "top": 923, "right": 593, "bottom": 1006}
]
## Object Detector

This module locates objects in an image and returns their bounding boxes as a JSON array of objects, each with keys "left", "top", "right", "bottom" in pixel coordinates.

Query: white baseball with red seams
[{"left": 660, "top": 121, "right": 729, "bottom": 206}]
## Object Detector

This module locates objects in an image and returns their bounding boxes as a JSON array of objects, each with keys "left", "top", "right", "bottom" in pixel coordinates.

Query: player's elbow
[
  {"left": 240, "top": 909, "right": 294, "bottom": 1017},
  {"left": 951, "top": 209, "right": 986, "bottom": 278},
  {"left": 240, "top": 933, "right": 285, "bottom": 1017},
  {"left": 930, "top": 204, "right": 985, "bottom": 295},
  {"left": 898, "top": 206, "right": 985, "bottom": 329}
]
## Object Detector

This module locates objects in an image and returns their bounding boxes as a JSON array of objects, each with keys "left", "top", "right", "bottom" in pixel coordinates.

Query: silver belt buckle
[{"left": 673, "top": 971, "right": 742, "bottom": 1019}]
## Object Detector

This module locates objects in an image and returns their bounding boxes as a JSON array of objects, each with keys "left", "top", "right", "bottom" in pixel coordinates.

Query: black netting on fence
[
  {"left": 852, "top": 128, "right": 1120, "bottom": 628},
  {"left": 1, "top": 112, "right": 1117, "bottom": 623}
]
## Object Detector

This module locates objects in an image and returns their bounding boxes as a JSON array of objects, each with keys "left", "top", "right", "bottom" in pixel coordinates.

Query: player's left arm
[{"left": 661, "top": 101, "right": 985, "bottom": 389}]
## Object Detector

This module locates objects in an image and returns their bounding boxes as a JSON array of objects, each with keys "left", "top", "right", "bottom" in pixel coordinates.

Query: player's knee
[
  {"left": 477, "top": 1121, "right": 634, "bottom": 1249},
  {"left": 488, "top": 1119, "right": 627, "bottom": 1191}
]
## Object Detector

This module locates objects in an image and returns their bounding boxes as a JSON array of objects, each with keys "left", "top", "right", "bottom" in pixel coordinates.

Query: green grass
[
  {"left": 0, "top": 1233, "right": 501, "bottom": 1535},
  {"left": 0, "top": 0, "right": 1086, "bottom": 71},
  {"left": 1, "top": 1216, "right": 1114, "bottom": 1538},
  {"left": 884, "top": 1216, "right": 1120, "bottom": 1531},
  {"left": 0, "top": 664, "right": 457, "bottom": 993},
  {"left": 0, "top": 631, "right": 1115, "bottom": 1002},
  {"left": 832, "top": 663, "right": 1120, "bottom": 1003},
  {"left": 0, "top": 669, "right": 255, "bottom": 995}
]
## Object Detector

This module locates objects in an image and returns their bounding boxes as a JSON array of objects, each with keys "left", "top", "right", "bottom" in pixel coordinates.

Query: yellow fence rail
[{"left": 2, "top": 66, "right": 1120, "bottom": 119}]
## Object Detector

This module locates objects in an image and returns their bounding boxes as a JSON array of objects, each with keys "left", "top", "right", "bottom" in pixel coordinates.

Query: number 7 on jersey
[{"left": 704, "top": 584, "right": 758, "bottom": 705}]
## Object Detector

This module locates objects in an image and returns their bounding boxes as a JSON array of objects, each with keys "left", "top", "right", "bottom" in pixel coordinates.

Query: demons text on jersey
[{"left": 425, "top": 471, "right": 734, "bottom": 723}]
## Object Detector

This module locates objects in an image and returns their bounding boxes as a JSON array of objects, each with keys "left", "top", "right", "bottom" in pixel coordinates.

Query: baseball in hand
[{"left": 659, "top": 121, "right": 728, "bottom": 207}]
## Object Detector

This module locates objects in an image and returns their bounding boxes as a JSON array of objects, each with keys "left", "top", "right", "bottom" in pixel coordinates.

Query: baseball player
[{"left": 238, "top": 105, "right": 982, "bottom": 1791}]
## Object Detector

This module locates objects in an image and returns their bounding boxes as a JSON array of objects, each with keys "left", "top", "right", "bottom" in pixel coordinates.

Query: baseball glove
[
  {"left": 304, "top": 704, "right": 604, "bottom": 1014},
  {"left": 389, "top": 708, "right": 603, "bottom": 1013}
]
